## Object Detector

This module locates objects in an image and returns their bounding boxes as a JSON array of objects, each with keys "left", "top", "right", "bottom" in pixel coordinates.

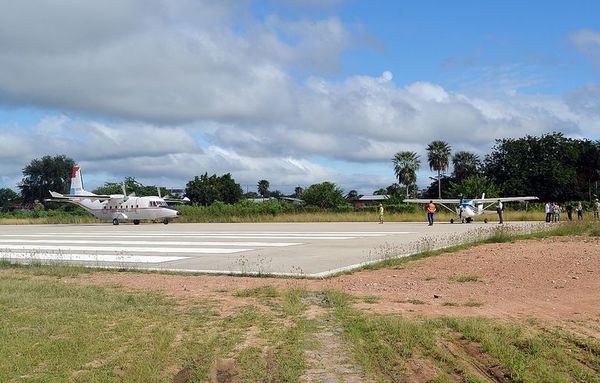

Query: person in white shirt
[{"left": 496, "top": 199, "right": 504, "bottom": 224}]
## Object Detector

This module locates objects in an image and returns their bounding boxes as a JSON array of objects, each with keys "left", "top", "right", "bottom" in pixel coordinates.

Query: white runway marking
[
  {"left": 1, "top": 253, "right": 188, "bottom": 263},
  {"left": 15, "top": 231, "right": 412, "bottom": 235},
  {"left": 0, "top": 234, "right": 357, "bottom": 240},
  {"left": 0, "top": 245, "right": 250, "bottom": 254},
  {"left": 0, "top": 239, "right": 301, "bottom": 247},
  {"left": 0, "top": 232, "right": 415, "bottom": 240}
]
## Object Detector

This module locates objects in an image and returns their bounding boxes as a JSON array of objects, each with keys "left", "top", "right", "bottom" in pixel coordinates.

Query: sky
[{"left": 1, "top": 0, "right": 599, "bottom": 194}]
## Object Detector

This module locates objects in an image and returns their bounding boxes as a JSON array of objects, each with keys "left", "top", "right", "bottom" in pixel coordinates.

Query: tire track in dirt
[{"left": 301, "top": 296, "right": 373, "bottom": 383}]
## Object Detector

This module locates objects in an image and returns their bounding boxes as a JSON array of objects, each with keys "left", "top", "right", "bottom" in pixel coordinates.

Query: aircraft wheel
[
  {"left": 450, "top": 218, "right": 454, "bottom": 224},
  {"left": 133, "top": 220, "right": 140, "bottom": 225},
  {"left": 484, "top": 218, "right": 488, "bottom": 224},
  {"left": 163, "top": 218, "right": 169, "bottom": 225},
  {"left": 112, "top": 218, "right": 119, "bottom": 225}
]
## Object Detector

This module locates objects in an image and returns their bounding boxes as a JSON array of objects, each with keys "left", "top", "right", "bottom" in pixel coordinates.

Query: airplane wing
[
  {"left": 403, "top": 198, "right": 462, "bottom": 204},
  {"left": 403, "top": 198, "right": 462, "bottom": 214},
  {"left": 473, "top": 196, "right": 538, "bottom": 204}
]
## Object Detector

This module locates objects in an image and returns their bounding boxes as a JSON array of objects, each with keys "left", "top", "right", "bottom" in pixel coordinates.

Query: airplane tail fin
[{"left": 69, "top": 166, "right": 94, "bottom": 196}]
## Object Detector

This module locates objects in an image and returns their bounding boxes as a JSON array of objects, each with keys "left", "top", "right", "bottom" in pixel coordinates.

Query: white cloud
[{"left": 571, "top": 29, "right": 600, "bottom": 67}]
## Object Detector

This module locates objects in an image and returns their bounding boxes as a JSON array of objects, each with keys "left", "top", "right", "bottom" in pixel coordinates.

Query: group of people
[
  {"left": 545, "top": 200, "right": 600, "bottom": 222},
  {"left": 544, "top": 202, "right": 565, "bottom": 223}
]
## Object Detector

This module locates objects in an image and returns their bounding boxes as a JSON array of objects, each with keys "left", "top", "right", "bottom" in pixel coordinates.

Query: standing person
[
  {"left": 566, "top": 203, "right": 573, "bottom": 221},
  {"left": 378, "top": 203, "right": 384, "bottom": 224},
  {"left": 595, "top": 199, "right": 600, "bottom": 220},
  {"left": 427, "top": 200, "right": 436, "bottom": 226},
  {"left": 556, "top": 204, "right": 561, "bottom": 223},
  {"left": 550, "top": 202, "right": 556, "bottom": 223},
  {"left": 496, "top": 199, "right": 503, "bottom": 224},
  {"left": 576, "top": 202, "right": 583, "bottom": 220},
  {"left": 545, "top": 202, "right": 551, "bottom": 223}
]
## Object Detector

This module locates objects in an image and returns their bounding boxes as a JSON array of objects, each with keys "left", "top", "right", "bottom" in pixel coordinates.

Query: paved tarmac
[{"left": 0, "top": 221, "right": 536, "bottom": 277}]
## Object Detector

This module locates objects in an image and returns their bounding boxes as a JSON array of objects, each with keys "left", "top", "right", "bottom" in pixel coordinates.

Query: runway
[{"left": 0, "top": 222, "right": 534, "bottom": 277}]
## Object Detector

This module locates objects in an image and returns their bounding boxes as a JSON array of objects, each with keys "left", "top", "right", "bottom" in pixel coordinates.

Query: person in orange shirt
[{"left": 427, "top": 200, "right": 436, "bottom": 226}]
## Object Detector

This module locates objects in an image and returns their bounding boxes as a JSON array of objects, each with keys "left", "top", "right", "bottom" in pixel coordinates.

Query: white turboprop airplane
[
  {"left": 404, "top": 193, "right": 538, "bottom": 223},
  {"left": 46, "top": 166, "right": 187, "bottom": 225}
]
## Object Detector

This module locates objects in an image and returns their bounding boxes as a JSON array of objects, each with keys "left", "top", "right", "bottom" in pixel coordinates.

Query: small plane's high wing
[{"left": 472, "top": 196, "right": 538, "bottom": 204}]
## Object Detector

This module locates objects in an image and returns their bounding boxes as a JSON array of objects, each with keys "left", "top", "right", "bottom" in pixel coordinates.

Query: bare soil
[{"left": 68, "top": 236, "right": 600, "bottom": 323}]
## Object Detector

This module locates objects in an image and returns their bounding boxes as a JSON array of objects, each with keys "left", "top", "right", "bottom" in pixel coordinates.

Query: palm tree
[
  {"left": 392, "top": 151, "right": 421, "bottom": 197},
  {"left": 293, "top": 186, "right": 304, "bottom": 198},
  {"left": 426, "top": 140, "right": 452, "bottom": 198},
  {"left": 257, "top": 180, "right": 270, "bottom": 198},
  {"left": 452, "top": 151, "right": 481, "bottom": 181}
]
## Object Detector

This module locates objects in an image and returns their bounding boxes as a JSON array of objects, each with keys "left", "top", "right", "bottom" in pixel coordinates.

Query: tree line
[{"left": 392, "top": 133, "right": 600, "bottom": 202}]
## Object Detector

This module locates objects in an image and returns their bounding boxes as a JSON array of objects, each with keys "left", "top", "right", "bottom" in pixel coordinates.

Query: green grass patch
[
  {"left": 324, "top": 290, "right": 600, "bottom": 382},
  {"left": 441, "top": 317, "right": 600, "bottom": 383},
  {"left": 454, "top": 274, "right": 481, "bottom": 283},
  {"left": 463, "top": 299, "right": 484, "bottom": 307},
  {"left": 442, "top": 301, "right": 459, "bottom": 307},
  {"left": 0, "top": 272, "right": 315, "bottom": 382},
  {"left": 362, "top": 295, "right": 380, "bottom": 304},
  {"left": 235, "top": 285, "right": 280, "bottom": 298},
  {"left": 402, "top": 299, "right": 426, "bottom": 305}
]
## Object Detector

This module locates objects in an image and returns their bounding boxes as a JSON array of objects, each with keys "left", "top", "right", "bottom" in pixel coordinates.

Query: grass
[
  {"left": 463, "top": 299, "right": 484, "bottom": 307},
  {"left": 0, "top": 272, "right": 314, "bottom": 383},
  {"left": 2, "top": 268, "right": 600, "bottom": 382},
  {"left": 235, "top": 285, "right": 280, "bottom": 298},
  {"left": 454, "top": 274, "right": 481, "bottom": 283},
  {"left": 362, "top": 295, "right": 380, "bottom": 304},
  {"left": 324, "top": 290, "right": 600, "bottom": 382}
]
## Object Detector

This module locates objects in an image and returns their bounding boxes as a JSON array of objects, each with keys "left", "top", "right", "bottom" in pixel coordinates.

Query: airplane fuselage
[{"left": 67, "top": 195, "right": 181, "bottom": 224}]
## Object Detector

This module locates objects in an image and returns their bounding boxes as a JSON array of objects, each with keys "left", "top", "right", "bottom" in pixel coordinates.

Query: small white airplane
[
  {"left": 46, "top": 166, "right": 188, "bottom": 225},
  {"left": 404, "top": 193, "right": 538, "bottom": 223}
]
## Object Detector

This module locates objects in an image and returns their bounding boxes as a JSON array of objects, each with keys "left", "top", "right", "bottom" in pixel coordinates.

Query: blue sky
[{"left": 0, "top": 0, "right": 598, "bottom": 194}]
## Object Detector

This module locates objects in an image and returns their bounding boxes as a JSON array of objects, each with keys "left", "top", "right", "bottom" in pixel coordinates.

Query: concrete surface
[{"left": 0, "top": 221, "right": 537, "bottom": 277}]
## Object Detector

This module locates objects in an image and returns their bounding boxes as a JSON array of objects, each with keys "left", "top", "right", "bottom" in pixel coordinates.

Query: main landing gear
[
  {"left": 112, "top": 218, "right": 119, "bottom": 225},
  {"left": 133, "top": 220, "right": 140, "bottom": 225},
  {"left": 450, "top": 217, "right": 489, "bottom": 224},
  {"left": 162, "top": 218, "right": 169, "bottom": 225}
]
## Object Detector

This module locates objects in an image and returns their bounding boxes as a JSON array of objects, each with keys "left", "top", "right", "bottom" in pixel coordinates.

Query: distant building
[
  {"left": 166, "top": 188, "right": 185, "bottom": 198},
  {"left": 352, "top": 195, "right": 388, "bottom": 209},
  {"left": 247, "top": 197, "right": 277, "bottom": 203}
]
